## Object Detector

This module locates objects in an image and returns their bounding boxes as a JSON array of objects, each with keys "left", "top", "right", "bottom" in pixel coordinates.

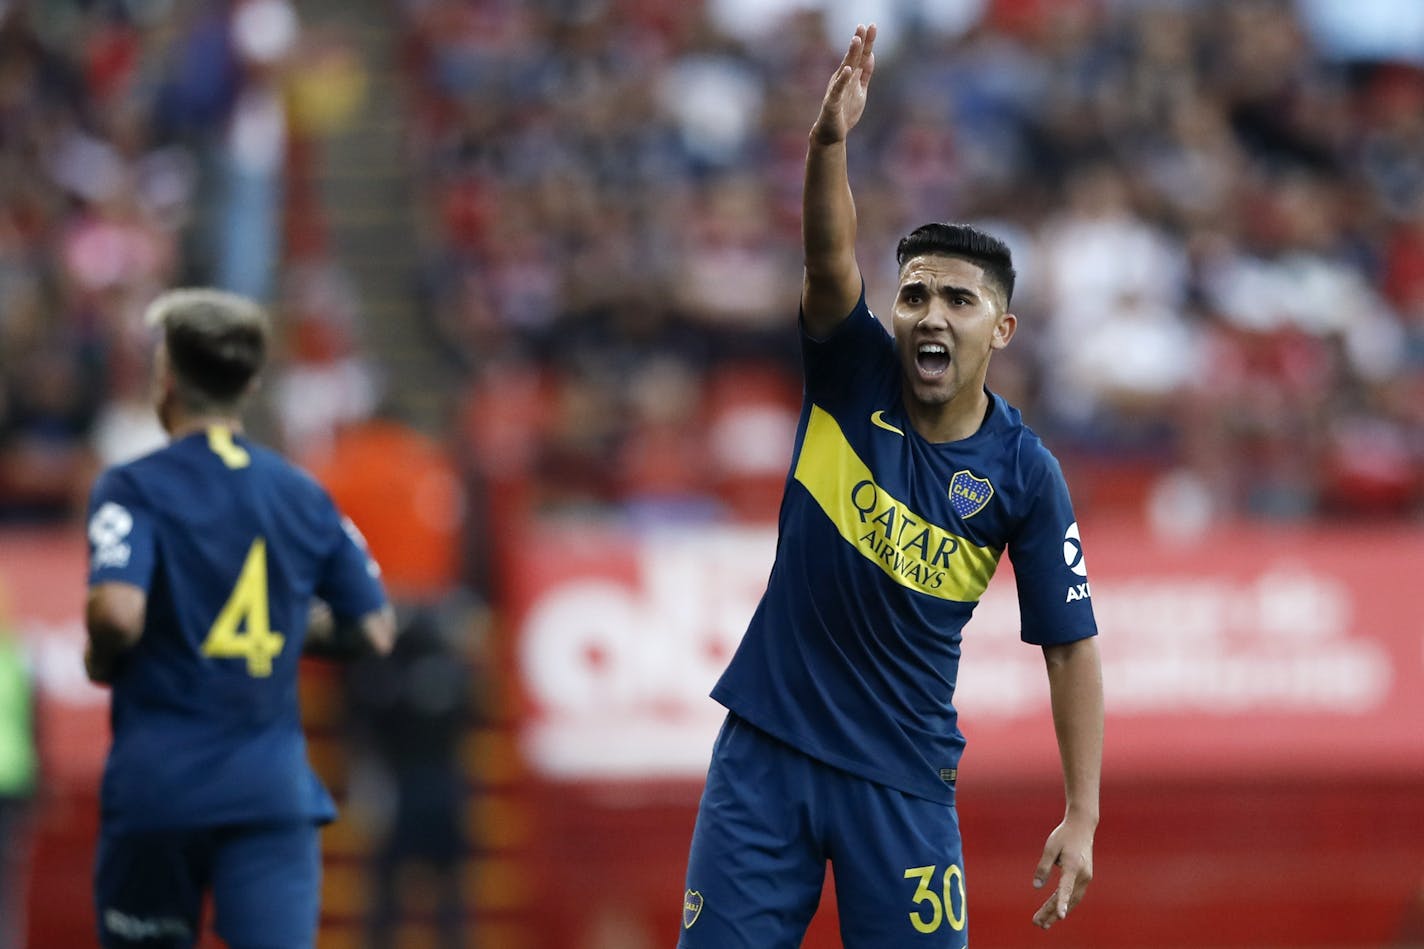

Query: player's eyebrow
[{"left": 900, "top": 280, "right": 981, "bottom": 303}]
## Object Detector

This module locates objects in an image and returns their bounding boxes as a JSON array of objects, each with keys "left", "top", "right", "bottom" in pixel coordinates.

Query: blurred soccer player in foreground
[
  {"left": 84, "top": 288, "right": 396, "bottom": 948},
  {"left": 678, "top": 24, "right": 1103, "bottom": 948}
]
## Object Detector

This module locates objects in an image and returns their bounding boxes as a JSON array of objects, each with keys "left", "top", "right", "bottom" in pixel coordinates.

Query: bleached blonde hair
[{"left": 144, "top": 288, "right": 271, "bottom": 408}]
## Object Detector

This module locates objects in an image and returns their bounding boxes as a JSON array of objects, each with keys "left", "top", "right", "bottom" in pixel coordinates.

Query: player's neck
[{"left": 904, "top": 387, "right": 990, "bottom": 444}]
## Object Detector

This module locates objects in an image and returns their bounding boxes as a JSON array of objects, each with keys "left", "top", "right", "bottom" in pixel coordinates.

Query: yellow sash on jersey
[{"left": 794, "top": 405, "right": 1002, "bottom": 602}]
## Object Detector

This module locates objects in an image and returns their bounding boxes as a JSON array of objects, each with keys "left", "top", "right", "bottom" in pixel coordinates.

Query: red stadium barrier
[
  {"left": 501, "top": 517, "right": 1424, "bottom": 948},
  {"left": 8, "top": 520, "right": 1424, "bottom": 947},
  {"left": 506, "top": 518, "right": 1424, "bottom": 784}
]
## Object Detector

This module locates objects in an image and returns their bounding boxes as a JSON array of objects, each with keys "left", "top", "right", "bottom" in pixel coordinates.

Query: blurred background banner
[
  {"left": 11, "top": 515, "right": 1420, "bottom": 807},
  {"left": 7, "top": 514, "right": 1424, "bottom": 948},
  {"left": 507, "top": 519, "right": 1424, "bottom": 785},
  {"left": 503, "top": 515, "right": 1424, "bottom": 949}
]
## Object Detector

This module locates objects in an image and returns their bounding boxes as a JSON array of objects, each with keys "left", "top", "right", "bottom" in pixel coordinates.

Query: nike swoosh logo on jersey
[{"left": 870, "top": 410, "right": 904, "bottom": 436}]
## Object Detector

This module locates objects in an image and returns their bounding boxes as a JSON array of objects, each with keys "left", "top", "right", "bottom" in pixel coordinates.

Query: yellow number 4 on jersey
[{"left": 201, "top": 537, "right": 285, "bottom": 677}]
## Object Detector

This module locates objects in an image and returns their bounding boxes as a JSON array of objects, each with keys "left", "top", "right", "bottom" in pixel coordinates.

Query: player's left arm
[
  {"left": 304, "top": 600, "right": 397, "bottom": 659},
  {"left": 306, "top": 508, "right": 396, "bottom": 660},
  {"left": 1032, "top": 634, "right": 1103, "bottom": 929},
  {"left": 85, "top": 582, "right": 146, "bottom": 685}
]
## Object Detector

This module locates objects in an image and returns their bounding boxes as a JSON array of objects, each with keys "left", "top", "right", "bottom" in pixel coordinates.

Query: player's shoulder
[
  {"left": 245, "top": 440, "right": 310, "bottom": 481},
  {"left": 108, "top": 437, "right": 180, "bottom": 475},
  {"left": 89, "top": 439, "right": 182, "bottom": 504},
  {"left": 246, "top": 442, "right": 337, "bottom": 505},
  {"left": 985, "top": 392, "right": 1064, "bottom": 486}
]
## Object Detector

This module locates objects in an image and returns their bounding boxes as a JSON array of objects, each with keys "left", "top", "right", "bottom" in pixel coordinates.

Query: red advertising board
[
  {"left": 507, "top": 518, "right": 1424, "bottom": 786},
  {"left": 503, "top": 517, "right": 1424, "bottom": 948},
  {"left": 7, "top": 519, "right": 1423, "bottom": 947}
]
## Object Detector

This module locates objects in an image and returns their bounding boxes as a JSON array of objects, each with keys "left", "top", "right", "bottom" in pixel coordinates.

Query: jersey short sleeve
[
  {"left": 801, "top": 286, "right": 896, "bottom": 412},
  {"left": 86, "top": 469, "right": 157, "bottom": 591},
  {"left": 1005, "top": 450, "right": 1098, "bottom": 646},
  {"left": 315, "top": 512, "right": 387, "bottom": 621}
]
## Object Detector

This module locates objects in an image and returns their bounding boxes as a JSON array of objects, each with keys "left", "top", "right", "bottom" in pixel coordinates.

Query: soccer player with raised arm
[
  {"left": 84, "top": 289, "right": 397, "bottom": 949},
  {"left": 678, "top": 24, "right": 1103, "bottom": 948}
]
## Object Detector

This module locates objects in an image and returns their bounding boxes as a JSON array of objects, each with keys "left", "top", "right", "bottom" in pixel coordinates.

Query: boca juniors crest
[
  {"left": 949, "top": 469, "right": 994, "bottom": 519},
  {"left": 682, "top": 890, "right": 704, "bottom": 929}
]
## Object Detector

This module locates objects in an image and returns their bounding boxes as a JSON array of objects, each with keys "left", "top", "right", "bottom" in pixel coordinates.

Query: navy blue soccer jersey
[
  {"left": 85, "top": 425, "right": 387, "bottom": 833},
  {"left": 711, "top": 292, "right": 1098, "bottom": 804}
]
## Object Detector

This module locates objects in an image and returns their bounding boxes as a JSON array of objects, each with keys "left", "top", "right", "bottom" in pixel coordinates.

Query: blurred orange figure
[{"left": 302, "top": 416, "right": 465, "bottom": 602}]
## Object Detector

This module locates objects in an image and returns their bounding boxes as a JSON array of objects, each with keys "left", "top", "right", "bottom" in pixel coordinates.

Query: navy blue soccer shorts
[
  {"left": 94, "top": 820, "right": 322, "bottom": 948},
  {"left": 679, "top": 713, "right": 967, "bottom": 949}
]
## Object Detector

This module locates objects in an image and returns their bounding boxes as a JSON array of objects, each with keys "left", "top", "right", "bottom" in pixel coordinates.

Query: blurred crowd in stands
[
  {"left": 3, "top": 0, "right": 1424, "bottom": 535},
  {"left": 404, "top": 0, "right": 1424, "bottom": 529},
  {"left": 0, "top": 0, "right": 318, "bottom": 520}
]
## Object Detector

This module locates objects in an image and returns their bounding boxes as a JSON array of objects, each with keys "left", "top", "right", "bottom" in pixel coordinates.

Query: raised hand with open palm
[{"left": 811, "top": 23, "right": 877, "bottom": 146}]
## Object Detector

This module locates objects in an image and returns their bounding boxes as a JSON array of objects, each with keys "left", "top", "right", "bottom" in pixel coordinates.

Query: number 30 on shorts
[{"left": 903, "top": 864, "right": 966, "bottom": 934}]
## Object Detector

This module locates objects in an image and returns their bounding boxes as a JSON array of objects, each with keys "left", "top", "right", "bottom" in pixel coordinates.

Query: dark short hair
[
  {"left": 144, "top": 288, "right": 269, "bottom": 408},
  {"left": 895, "top": 223, "right": 1016, "bottom": 307}
]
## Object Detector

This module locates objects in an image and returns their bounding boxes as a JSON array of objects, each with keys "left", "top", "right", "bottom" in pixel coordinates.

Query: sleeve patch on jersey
[
  {"left": 794, "top": 405, "right": 1003, "bottom": 602},
  {"left": 1062, "top": 521, "right": 1088, "bottom": 577},
  {"left": 89, "top": 501, "right": 134, "bottom": 569}
]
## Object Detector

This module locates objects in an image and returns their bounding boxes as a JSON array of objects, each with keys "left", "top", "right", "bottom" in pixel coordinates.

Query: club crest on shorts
[
  {"left": 682, "top": 889, "right": 704, "bottom": 929},
  {"left": 948, "top": 469, "right": 994, "bottom": 519}
]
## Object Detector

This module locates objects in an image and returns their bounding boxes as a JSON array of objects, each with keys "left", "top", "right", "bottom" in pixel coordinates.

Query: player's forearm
[
  {"left": 84, "top": 637, "right": 119, "bottom": 684},
  {"left": 84, "top": 621, "right": 138, "bottom": 684},
  {"left": 801, "top": 138, "right": 862, "bottom": 331},
  {"left": 803, "top": 137, "right": 857, "bottom": 275},
  {"left": 302, "top": 602, "right": 397, "bottom": 659},
  {"left": 1043, "top": 637, "right": 1103, "bottom": 824},
  {"left": 84, "top": 584, "right": 146, "bottom": 683}
]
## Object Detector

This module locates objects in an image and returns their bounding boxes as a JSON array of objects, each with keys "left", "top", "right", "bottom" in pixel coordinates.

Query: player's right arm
[
  {"left": 802, "top": 23, "right": 877, "bottom": 338},
  {"left": 84, "top": 474, "right": 157, "bottom": 685}
]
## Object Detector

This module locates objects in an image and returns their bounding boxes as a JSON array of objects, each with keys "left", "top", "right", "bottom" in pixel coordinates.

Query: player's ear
[
  {"left": 152, "top": 341, "right": 173, "bottom": 391},
  {"left": 991, "top": 311, "right": 1017, "bottom": 350},
  {"left": 159, "top": 364, "right": 181, "bottom": 408}
]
